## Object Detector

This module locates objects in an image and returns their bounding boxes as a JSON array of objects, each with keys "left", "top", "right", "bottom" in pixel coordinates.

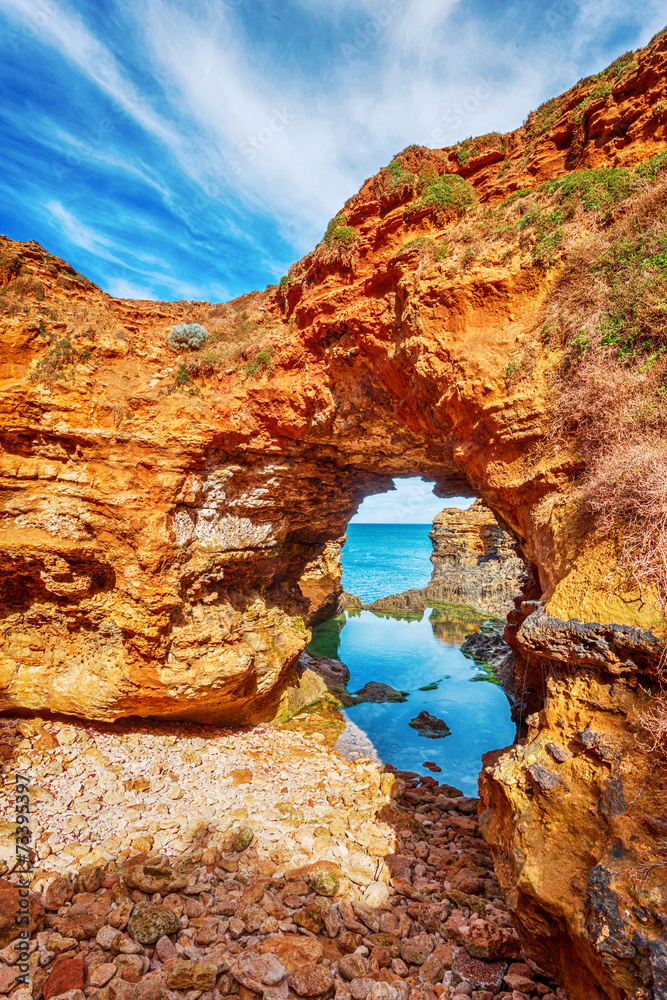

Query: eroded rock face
[
  {"left": 479, "top": 654, "right": 667, "bottom": 1000},
  {"left": 425, "top": 501, "right": 525, "bottom": 616}
]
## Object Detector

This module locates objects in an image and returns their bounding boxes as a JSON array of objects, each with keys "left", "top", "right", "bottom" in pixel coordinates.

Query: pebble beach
[{"left": 0, "top": 716, "right": 567, "bottom": 1000}]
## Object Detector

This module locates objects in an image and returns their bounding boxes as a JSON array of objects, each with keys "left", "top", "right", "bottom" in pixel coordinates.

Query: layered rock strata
[
  {"left": 425, "top": 502, "right": 525, "bottom": 616},
  {"left": 359, "top": 501, "right": 525, "bottom": 618},
  {"left": 2, "top": 37, "right": 667, "bottom": 722}
]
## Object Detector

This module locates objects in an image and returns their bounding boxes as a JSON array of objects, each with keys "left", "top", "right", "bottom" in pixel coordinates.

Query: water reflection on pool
[{"left": 306, "top": 606, "right": 516, "bottom": 795}]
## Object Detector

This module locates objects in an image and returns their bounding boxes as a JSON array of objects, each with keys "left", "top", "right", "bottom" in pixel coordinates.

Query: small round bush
[{"left": 168, "top": 323, "right": 208, "bottom": 352}]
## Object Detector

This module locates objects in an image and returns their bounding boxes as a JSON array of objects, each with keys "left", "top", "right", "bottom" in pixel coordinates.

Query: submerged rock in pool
[
  {"left": 339, "top": 681, "right": 409, "bottom": 706},
  {"left": 409, "top": 710, "right": 452, "bottom": 739}
]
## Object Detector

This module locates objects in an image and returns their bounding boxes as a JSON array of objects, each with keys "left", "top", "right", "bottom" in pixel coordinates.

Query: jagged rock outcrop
[
  {"left": 461, "top": 629, "right": 515, "bottom": 693},
  {"left": 426, "top": 500, "right": 525, "bottom": 615},
  {"left": 2, "top": 29, "right": 667, "bottom": 1000},
  {"left": 346, "top": 501, "right": 526, "bottom": 617},
  {"left": 298, "top": 536, "right": 345, "bottom": 624},
  {"left": 479, "top": 658, "right": 667, "bottom": 1000},
  {"left": 363, "top": 588, "right": 429, "bottom": 613}
]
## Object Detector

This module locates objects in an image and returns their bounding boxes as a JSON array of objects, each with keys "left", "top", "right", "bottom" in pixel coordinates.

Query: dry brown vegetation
[
  {"left": 177, "top": 297, "right": 280, "bottom": 386},
  {"left": 543, "top": 171, "right": 667, "bottom": 609},
  {"left": 536, "top": 165, "right": 667, "bottom": 760}
]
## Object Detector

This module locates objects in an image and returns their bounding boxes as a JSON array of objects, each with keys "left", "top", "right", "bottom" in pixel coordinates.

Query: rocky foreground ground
[{"left": 0, "top": 718, "right": 566, "bottom": 1000}]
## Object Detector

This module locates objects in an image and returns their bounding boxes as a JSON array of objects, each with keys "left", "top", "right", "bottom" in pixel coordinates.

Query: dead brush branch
[{"left": 636, "top": 690, "right": 667, "bottom": 758}]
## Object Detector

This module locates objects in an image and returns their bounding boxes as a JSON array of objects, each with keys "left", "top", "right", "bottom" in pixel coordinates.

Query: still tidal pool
[{"left": 306, "top": 606, "right": 515, "bottom": 795}]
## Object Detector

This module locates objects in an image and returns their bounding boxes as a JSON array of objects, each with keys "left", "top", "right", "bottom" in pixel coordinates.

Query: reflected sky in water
[{"left": 308, "top": 608, "right": 515, "bottom": 795}]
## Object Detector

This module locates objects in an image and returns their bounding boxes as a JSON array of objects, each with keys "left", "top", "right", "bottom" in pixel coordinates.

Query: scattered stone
[
  {"left": 504, "top": 973, "right": 538, "bottom": 992},
  {"left": 122, "top": 859, "right": 187, "bottom": 895},
  {"left": 294, "top": 904, "right": 324, "bottom": 933},
  {"left": 0, "top": 879, "right": 45, "bottom": 947},
  {"left": 363, "top": 882, "right": 389, "bottom": 909},
  {"left": 350, "top": 977, "right": 376, "bottom": 1000},
  {"left": 338, "top": 953, "right": 368, "bottom": 981},
  {"left": 256, "top": 935, "right": 323, "bottom": 973},
  {"left": 451, "top": 949, "right": 507, "bottom": 991},
  {"left": 230, "top": 769, "right": 253, "bottom": 785},
  {"left": 76, "top": 866, "right": 105, "bottom": 894},
  {"left": 155, "top": 936, "right": 179, "bottom": 964},
  {"left": 88, "top": 964, "right": 117, "bottom": 988},
  {"left": 44, "top": 877, "right": 74, "bottom": 911},
  {"left": 109, "top": 979, "right": 134, "bottom": 1000},
  {"left": 288, "top": 964, "right": 334, "bottom": 997},
  {"left": 132, "top": 980, "right": 178, "bottom": 1000},
  {"left": 422, "top": 761, "right": 442, "bottom": 772},
  {"left": 115, "top": 954, "right": 145, "bottom": 983},
  {"left": 166, "top": 961, "right": 217, "bottom": 991},
  {"left": 232, "top": 950, "right": 287, "bottom": 991},
  {"left": 311, "top": 868, "right": 340, "bottom": 897},
  {"left": 352, "top": 901, "right": 380, "bottom": 933},
  {"left": 109, "top": 899, "right": 134, "bottom": 931},
  {"left": 233, "top": 827, "right": 254, "bottom": 852},
  {"left": 43, "top": 956, "right": 85, "bottom": 1000},
  {"left": 447, "top": 890, "right": 487, "bottom": 917},
  {"left": 448, "top": 913, "right": 521, "bottom": 961},
  {"left": 400, "top": 934, "right": 434, "bottom": 966},
  {"left": 0, "top": 967, "right": 17, "bottom": 995},
  {"left": 408, "top": 712, "right": 452, "bottom": 739},
  {"left": 48, "top": 932, "right": 79, "bottom": 955},
  {"left": 127, "top": 904, "right": 181, "bottom": 944}
]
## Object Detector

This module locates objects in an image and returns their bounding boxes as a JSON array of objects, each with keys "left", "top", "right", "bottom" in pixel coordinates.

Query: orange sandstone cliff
[{"left": 2, "top": 29, "right": 667, "bottom": 1000}]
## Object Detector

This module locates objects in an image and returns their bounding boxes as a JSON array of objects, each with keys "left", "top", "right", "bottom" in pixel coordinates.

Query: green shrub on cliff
[
  {"left": 524, "top": 97, "right": 565, "bottom": 137},
  {"left": 454, "top": 133, "right": 504, "bottom": 167},
  {"left": 244, "top": 347, "right": 274, "bottom": 379},
  {"left": 29, "top": 336, "right": 78, "bottom": 383},
  {"left": 168, "top": 322, "right": 208, "bottom": 352},
  {"left": 316, "top": 214, "right": 361, "bottom": 268},
  {"left": 386, "top": 158, "right": 415, "bottom": 191},
  {"left": 322, "top": 214, "right": 358, "bottom": 249},
  {"left": 542, "top": 167, "right": 635, "bottom": 214},
  {"left": 392, "top": 236, "right": 448, "bottom": 265},
  {"left": 415, "top": 174, "right": 476, "bottom": 220}
]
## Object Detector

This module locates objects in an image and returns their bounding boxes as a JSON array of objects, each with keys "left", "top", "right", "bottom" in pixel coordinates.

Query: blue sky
[
  {"left": 0, "top": 0, "right": 664, "bottom": 301},
  {"left": 351, "top": 478, "right": 472, "bottom": 523}
]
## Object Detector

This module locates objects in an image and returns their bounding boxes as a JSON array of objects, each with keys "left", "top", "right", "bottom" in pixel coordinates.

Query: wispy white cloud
[
  {"left": 0, "top": 0, "right": 180, "bottom": 151},
  {"left": 352, "top": 478, "right": 473, "bottom": 524},
  {"left": 46, "top": 200, "right": 123, "bottom": 263},
  {"left": 105, "top": 277, "right": 159, "bottom": 299}
]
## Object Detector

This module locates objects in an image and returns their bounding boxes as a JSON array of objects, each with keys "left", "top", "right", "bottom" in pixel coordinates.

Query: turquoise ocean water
[
  {"left": 341, "top": 523, "right": 434, "bottom": 603},
  {"left": 307, "top": 522, "right": 515, "bottom": 794}
]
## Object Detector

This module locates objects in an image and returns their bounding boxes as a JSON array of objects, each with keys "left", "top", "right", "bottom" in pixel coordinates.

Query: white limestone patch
[
  {"left": 173, "top": 507, "right": 275, "bottom": 550},
  {"left": 172, "top": 462, "right": 294, "bottom": 549},
  {"left": 173, "top": 508, "right": 196, "bottom": 546},
  {"left": 15, "top": 508, "right": 87, "bottom": 540}
]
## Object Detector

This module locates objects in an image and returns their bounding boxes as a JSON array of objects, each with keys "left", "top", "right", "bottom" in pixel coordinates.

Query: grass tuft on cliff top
[
  {"left": 315, "top": 213, "right": 361, "bottom": 269},
  {"left": 414, "top": 174, "right": 477, "bottom": 220}
]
